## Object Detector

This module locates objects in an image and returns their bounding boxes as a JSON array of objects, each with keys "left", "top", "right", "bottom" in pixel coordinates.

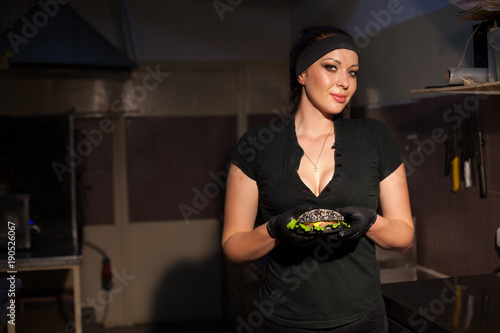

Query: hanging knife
[
  {"left": 476, "top": 130, "right": 487, "bottom": 198},
  {"left": 451, "top": 126, "right": 460, "bottom": 193},
  {"left": 473, "top": 111, "right": 487, "bottom": 198},
  {"left": 462, "top": 115, "right": 474, "bottom": 189}
]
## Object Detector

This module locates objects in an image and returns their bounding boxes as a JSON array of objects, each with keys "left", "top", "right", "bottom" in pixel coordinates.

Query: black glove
[
  {"left": 267, "top": 205, "right": 316, "bottom": 247},
  {"left": 334, "top": 206, "right": 377, "bottom": 241}
]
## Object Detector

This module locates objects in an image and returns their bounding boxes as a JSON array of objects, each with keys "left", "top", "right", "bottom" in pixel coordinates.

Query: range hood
[{"left": 0, "top": 1, "right": 136, "bottom": 70}]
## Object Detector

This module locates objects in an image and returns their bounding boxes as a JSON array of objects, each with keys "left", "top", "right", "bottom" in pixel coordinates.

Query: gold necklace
[{"left": 302, "top": 123, "right": 334, "bottom": 172}]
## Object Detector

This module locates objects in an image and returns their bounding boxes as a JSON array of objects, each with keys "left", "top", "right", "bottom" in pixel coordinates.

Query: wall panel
[
  {"left": 126, "top": 116, "right": 236, "bottom": 222},
  {"left": 352, "top": 94, "right": 500, "bottom": 276}
]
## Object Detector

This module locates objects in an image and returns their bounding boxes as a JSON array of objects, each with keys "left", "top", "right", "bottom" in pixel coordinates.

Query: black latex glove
[
  {"left": 334, "top": 206, "right": 377, "bottom": 241},
  {"left": 267, "top": 205, "right": 316, "bottom": 247}
]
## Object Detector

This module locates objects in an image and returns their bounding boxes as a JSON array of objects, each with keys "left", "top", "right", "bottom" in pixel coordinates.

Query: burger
[{"left": 287, "top": 208, "right": 349, "bottom": 234}]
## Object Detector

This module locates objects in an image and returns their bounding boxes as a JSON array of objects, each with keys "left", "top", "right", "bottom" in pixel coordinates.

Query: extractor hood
[{"left": 0, "top": 1, "right": 136, "bottom": 70}]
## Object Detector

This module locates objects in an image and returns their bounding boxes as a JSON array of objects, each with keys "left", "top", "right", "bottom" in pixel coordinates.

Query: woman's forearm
[
  {"left": 365, "top": 215, "right": 414, "bottom": 253},
  {"left": 373, "top": 164, "right": 414, "bottom": 253},
  {"left": 222, "top": 222, "right": 278, "bottom": 266}
]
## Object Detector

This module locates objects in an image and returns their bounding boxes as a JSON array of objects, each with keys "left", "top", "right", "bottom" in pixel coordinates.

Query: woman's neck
[{"left": 295, "top": 108, "right": 335, "bottom": 139}]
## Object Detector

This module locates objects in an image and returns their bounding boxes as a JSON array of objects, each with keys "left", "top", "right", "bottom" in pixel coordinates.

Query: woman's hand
[
  {"left": 267, "top": 205, "right": 316, "bottom": 247},
  {"left": 333, "top": 206, "right": 377, "bottom": 241},
  {"left": 325, "top": 165, "right": 414, "bottom": 254}
]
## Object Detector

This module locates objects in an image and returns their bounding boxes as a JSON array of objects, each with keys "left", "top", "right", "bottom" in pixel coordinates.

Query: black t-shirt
[{"left": 230, "top": 116, "right": 403, "bottom": 329}]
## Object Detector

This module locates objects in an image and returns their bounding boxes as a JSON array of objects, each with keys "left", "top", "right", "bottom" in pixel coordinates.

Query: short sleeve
[
  {"left": 368, "top": 119, "right": 403, "bottom": 181},
  {"left": 229, "top": 126, "right": 263, "bottom": 180}
]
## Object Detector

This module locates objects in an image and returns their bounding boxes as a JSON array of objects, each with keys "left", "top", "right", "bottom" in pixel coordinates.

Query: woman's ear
[{"left": 297, "top": 72, "right": 305, "bottom": 85}]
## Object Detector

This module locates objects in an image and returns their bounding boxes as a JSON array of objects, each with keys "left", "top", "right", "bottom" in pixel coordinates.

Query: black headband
[{"left": 295, "top": 34, "right": 359, "bottom": 77}]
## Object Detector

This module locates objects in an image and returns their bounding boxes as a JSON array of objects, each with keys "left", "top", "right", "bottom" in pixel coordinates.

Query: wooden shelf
[
  {"left": 456, "top": 10, "right": 500, "bottom": 21},
  {"left": 410, "top": 81, "right": 500, "bottom": 95}
]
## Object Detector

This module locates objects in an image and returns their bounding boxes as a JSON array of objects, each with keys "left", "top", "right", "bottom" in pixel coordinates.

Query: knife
[
  {"left": 473, "top": 111, "right": 487, "bottom": 198},
  {"left": 451, "top": 127, "right": 460, "bottom": 193},
  {"left": 477, "top": 131, "right": 487, "bottom": 198},
  {"left": 462, "top": 115, "right": 475, "bottom": 189}
]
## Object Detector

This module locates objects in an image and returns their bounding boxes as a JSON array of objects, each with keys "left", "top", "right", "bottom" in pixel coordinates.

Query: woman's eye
[
  {"left": 324, "top": 64, "right": 337, "bottom": 71},
  {"left": 349, "top": 70, "right": 358, "bottom": 77}
]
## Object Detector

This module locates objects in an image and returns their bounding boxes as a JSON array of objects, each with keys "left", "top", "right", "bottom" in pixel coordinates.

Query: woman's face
[{"left": 298, "top": 48, "right": 359, "bottom": 115}]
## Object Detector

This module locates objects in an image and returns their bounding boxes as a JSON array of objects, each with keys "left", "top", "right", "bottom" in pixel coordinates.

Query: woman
[{"left": 222, "top": 26, "right": 413, "bottom": 332}]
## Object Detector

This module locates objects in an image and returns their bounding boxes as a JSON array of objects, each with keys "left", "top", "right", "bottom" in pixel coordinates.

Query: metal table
[
  {"left": 382, "top": 273, "right": 500, "bottom": 332},
  {"left": 1, "top": 239, "right": 82, "bottom": 333}
]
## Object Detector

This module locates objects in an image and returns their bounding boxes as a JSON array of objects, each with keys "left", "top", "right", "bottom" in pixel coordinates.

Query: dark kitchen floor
[
  {"left": 83, "top": 321, "right": 229, "bottom": 333},
  {"left": 9, "top": 301, "right": 231, "bottom": 333},
  {"left": 12, "top": 316, "right": 229, "bottom": 333},
  {"left": 7, "top": 267, "right": 440, "bottom": 333}
]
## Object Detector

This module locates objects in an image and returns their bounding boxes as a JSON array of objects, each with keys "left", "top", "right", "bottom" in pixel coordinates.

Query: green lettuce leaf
[{"left": 287, "top": 218, "right": 298, "bottom": 229}]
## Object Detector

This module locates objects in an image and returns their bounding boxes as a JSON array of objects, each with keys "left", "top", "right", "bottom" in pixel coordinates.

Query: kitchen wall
[
  {"left": 352, "top": 94, "right": 500, "bottom": 277},
  {"left": 0, "top": 0, "right": 290, "bottom": 328},
  {"left": 76, "top": 61, "right": 288, "bottom": 327},
  {"left": 346, "top": 6, "right": 500, "bottom": 276}
]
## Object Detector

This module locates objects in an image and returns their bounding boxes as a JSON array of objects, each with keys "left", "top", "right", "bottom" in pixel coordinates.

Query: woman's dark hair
[{"left": 288, "top": 26, "right": 354, "bottom": 115}]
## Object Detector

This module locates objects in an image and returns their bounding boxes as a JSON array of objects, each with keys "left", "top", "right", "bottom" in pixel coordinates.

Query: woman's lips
[{"left": 331, "top": 93, "right": 347, "bottom": 103}]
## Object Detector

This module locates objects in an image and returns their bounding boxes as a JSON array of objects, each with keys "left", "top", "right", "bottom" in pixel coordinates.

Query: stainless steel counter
[{"left": 0, "top": 238, "right": 81, "bottom": 269}]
